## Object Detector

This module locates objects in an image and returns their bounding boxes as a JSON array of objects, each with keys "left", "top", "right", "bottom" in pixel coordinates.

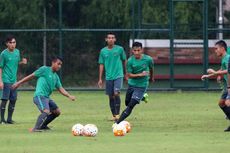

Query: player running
[
  {"left": 201, "top": 40, "right": 230, "bottom": 132},
  {"left": 115, "top": 41, "right": 154, "bottom": 124}
]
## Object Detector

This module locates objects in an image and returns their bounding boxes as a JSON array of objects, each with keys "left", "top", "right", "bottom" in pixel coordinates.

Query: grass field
[{"left": 0, "top": 91, "right": 229, "bottom": 153}]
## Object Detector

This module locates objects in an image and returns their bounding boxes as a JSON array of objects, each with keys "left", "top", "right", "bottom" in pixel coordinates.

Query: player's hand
[
  {"left": 0, "top": 81, "right": 3, "bottom": 89},
  {"left": 150, "top": 77, "right": 155, "bottom": 83},
  {"left": 98, "top": 79, "right": 103, "bottom": 88},
  {"left": 207, "top": 68, "right": 215, "bottom": 74},
  {"left": 140, "top": 71, "right": 149, "bottom": 77},
  {"left": 12, "top": 82, "right": 20, "bottom": 89},
  {"left": 21, "top": 58, "right": 27, "bottom": 64},
  {"left": 201, "top": 75, "right": 208, "bottom": 81},
  {"left": 217, "top": 75, "right": 222, "bottom": 83},
  {"left": 68, "top": 95, "right": 76, "bottom": 101}
]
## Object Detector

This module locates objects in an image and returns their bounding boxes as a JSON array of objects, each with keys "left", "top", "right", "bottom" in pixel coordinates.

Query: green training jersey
[
  {"left": 127, "top": 54, "right": 154, "bottom": 88},
  {"left": 221, "top": 54, "right": 230, "bottom": 88},
  {"left": 98, "top": 45, "right": 126, "bottom": 80},
  {"left": 0, "top": 49, "right": 21, "bottom": 83},
  {"left": 34, "top": 66, "right": 62, "bottom": 97}
]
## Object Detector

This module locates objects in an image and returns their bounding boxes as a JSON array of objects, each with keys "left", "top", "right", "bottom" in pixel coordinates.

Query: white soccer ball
[
  {"left": 83, "top": 124, "right": 98, "bottom": 137},
  {"left": 72, "top": 123, "right": 84, "bottom": 136},
  {"left": 120, "top": 121, "right": 131, "bottom": 133},
  {"left": 113, "top": 123, "right": 127, "bottom": 136}
]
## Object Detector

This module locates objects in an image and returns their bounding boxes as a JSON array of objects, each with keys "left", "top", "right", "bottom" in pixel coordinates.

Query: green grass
[{"left": 0, "top": 91, "right": 229, "bottom": 153}]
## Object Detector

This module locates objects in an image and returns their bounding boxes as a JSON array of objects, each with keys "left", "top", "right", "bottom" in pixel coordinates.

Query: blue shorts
[
  {"left": 1, "top": 83, "right": 17, "bottom": 101},
  {"left": 125, "top": 85, "right": 147, "bottom": 104},
  {"left": 33, "top": 96, "right": 58, "bottom": 111},
  {"left": 105, "top": 77, "right": 123, "bottom": 96}
]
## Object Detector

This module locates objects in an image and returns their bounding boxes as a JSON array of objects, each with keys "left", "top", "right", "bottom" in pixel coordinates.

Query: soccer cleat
[
  {"left": 112, "top": 123, "right": 118, "bottom": 129},
  {"left": 108, "top": 115, "right": 120, "bottom": 121},
  {"left": 29, "top": 128, "right": 43, "bottom": 133},
  {"left": 142, "top": 93, "right": 149, "bottom": 103},
  {"left": 6, "top": 120, "right": 15, "bottom": 124},
  {"left": 224, "top": 126, "right": 230, "bottom": 132},
  {"left": 0, "top": 120, "right": 7, "bottom": 124}
]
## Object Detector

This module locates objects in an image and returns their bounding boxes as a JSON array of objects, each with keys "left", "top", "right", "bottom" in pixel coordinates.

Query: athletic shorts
[
  {"left": 33, "top": 96, "right": 58, "bottom": 111},
  {"left": 1, "top": 83, "right": 17, "bottom": 101},
  {"left": 125, "top": 85, "right": 147, "bottom": 104},
  {"left": 105, "top": 77, "right": 123, "bottom": 96}
]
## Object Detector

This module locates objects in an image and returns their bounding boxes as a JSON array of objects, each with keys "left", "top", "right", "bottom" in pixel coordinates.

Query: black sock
[
  {"left": 41, "top": 113, "right": 59, "bottom": 129},
  {"left": 114, "top": 96, "right": 121, "bottom": 115},
  {"left": 0, "top": 100, "right": 7, "bottom": 121},
  {"left": 117, "top": 99, "right": 138, "bottom": 124},
  {"left": 7, "top": 100, "right": 16, "bottom": 122},
  {"left": 109, "top": 96, "right": 116, "bottom": 116},
  {"left": 34, "top": 112, "right": 48, "bottom": 129},
  {"left": 220, "top": 105, "right": 230, "bottom": 119}
]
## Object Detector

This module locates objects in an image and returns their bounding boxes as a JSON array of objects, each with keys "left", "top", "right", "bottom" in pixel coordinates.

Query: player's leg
[
  {"left": 218, "top": 90, "right": 230, "bottom": 131},
  {"left": 223, "top": 93, "right": 230, "bottom": 132},
  {"left": 116, "top": 86, "right": 146, "bottom": 124},
  {"left": 41, "top": 100, "right": 60, "bottom": 130},
  {"left": 7, "top": 85, "right": 17, "bottom": 124},
  {"left": 32, "top": 96, "right": 50, "bottom": 132},
  {"left": 125, "top": 86, "right": 134, "bottom": 106},
  {"left": 0, "top": 83, "right": 11, "bottom": 124},
  {"left": 113, "top": 77, "right": 123, "bottom": 119},
  {"left": 219, "top": 91, "right": 230, "bottom": 120},
  {"left": 106, "top": 80, "right": 116, "bottom": 120}
]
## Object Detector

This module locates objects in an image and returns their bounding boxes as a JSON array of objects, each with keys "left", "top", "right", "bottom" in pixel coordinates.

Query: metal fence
[{"left": 0, "top": 0, "right": 230, "bottom": 90}]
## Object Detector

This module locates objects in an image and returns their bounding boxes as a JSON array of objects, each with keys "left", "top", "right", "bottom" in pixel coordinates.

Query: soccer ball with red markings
[
  {"left": 113, "top": 123, "right": 127, "bottom": 136},
  {"left": 120, "top": 121, "right": 131, "bottom": 133},
  {"left": 83, "top": 124, "right": 98, "bottom": 137},
  {"left": 72, "top": 123, "right": 84, "bottom": 136}
]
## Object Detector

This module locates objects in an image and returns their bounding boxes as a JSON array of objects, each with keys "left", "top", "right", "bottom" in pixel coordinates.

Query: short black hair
[
  {"left": 106, "top": 32, "right": 116, "bottom": 37},
  {"left": 51, "top": 56, "right": 63, "bottom": 63},
  {"left": 215, "top": 40, "right": 227, "bottom": 51},
  {"left": 132, "top": 42, "right": 142, "bottom": 48},
  {"left": 5, "top": 34, "right": 15, "bottom": 43}
]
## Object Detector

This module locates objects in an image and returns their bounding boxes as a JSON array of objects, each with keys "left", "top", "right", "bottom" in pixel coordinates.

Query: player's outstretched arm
[
  {"left": 12, "top": 73, "right": 35, "bottom": 89},
  {"left": 58, "top": 87, "right": 75, "bottom": 101}
]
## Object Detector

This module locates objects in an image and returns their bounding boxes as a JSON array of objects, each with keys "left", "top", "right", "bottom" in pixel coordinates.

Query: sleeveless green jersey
[
  {"left": 98, "top": 45, "right": 126, "bottom": 80},
  {"left": 127, "top": 54, "right": 154, "bottom": 87},
  {"left": 34, "top": 66, "right": 62, "bottom": 97},
  {"left": 0, "top": 49, "right": 21, "bottom": 83}
]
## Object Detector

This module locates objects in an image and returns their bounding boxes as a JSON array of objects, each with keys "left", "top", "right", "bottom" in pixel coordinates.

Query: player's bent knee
[
  {"left": 114, "top": 91, "right": 120, "bottom": 97},
  {"left": 52, "top": 109, "right": 61, "bottom": 116},
  {"left": 218, "top": 100, "right": 226, "bottom": 107}
]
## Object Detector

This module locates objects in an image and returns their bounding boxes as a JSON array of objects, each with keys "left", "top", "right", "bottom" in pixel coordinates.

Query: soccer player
[
  {"left": 98, "top": 32, "right": 127, "bottom": 121},
  {"left": 0, "top": 35, "right": 27, "bottom": 124},
  {"left": 116, "top": 41, "right": 154, "bottom": 124},
  {"left": 12, "top": 56, "right": 75, "bottom": 132},
  {"left": 201, "top": 40, "right": 230, "bottom": 132}
]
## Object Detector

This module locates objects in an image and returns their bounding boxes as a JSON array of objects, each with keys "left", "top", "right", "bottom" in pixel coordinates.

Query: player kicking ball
[
  {"left": 12, "top": 56, "right": 75, "bottom": 132},
  {"left": 115, "top": 41, "right": 154, "bottom": 124}
]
